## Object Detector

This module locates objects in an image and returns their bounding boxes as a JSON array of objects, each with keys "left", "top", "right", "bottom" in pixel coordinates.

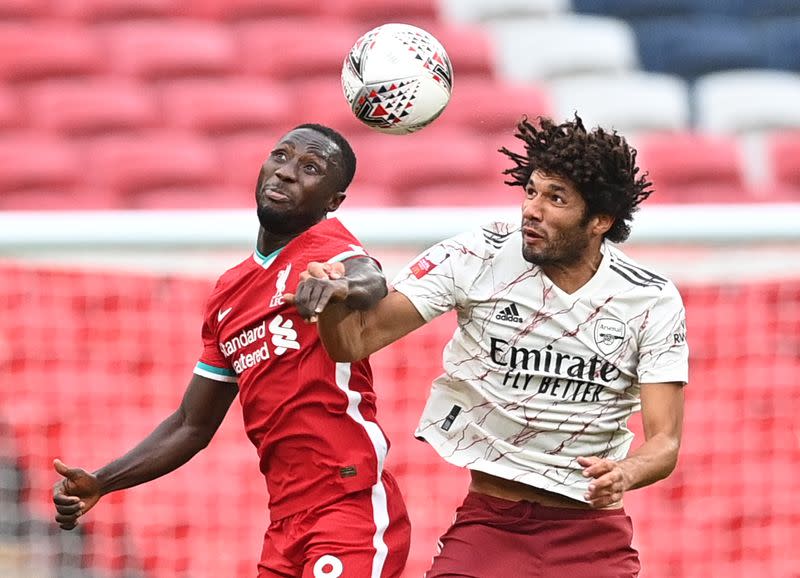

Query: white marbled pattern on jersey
[{"left": 392, "top": 222, "right": 689, "bottom": 503}]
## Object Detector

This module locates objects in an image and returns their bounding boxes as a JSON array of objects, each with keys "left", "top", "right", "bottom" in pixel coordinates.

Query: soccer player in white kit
[{"left": 290, "top": 115, "right": 688, "bottom": 578}]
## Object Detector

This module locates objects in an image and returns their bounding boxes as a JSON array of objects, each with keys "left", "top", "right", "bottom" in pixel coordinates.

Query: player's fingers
[
  {"left": 581, "top": 460, "right": 613, "bottom": 478},
  {"left": 283, "top": 292, "right": 295, "bottom": 305},
  {"left": 327, "top": 261, "right": 345, "bottom": 280},
  {"left": 306, "top": 262, "right": 331, "bottom": 279},
  {"left": 54, "top": 500, "right": 84, "bottom": 516},
  {"left": 53, "top": 491, "right": 81, "bottom": 505}
]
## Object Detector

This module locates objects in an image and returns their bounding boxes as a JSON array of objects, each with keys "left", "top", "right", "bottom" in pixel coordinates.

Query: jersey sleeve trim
[
  {"left": 194, "top": 361, "right": 238, "bottom": 383},
  {"left": 327, "top": 245, "right": 368, "bottom": 263}
]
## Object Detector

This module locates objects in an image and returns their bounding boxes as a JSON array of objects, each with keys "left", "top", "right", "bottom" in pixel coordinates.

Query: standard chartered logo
[
  {"left": 223, "top": 315, "right": 300, "bottom": 373},
  {"left": 269, "top": 315, "right": 300, "bottom": 354}
]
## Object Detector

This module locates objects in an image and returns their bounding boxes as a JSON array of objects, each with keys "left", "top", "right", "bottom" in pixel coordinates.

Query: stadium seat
[
  {"left": 632, "top": 16, "right": 765, "bottom": 79},
  {"left": 0, "top": 134, "right": 81, "bottom": 192},
  {"left": 0, "top": 87, "right": 21, "bottom": 130},
  {"left": 125, "top": 187, "right": 253, "bottom": 210},
  {"left": 0, "top": 189, "right": 124, "bottom": 211},
  {"left": 694, "top": 70, "right": 800, "bottom": 134},
  {"left": 0, "top": 23, "right": 103, "bottom": 81},
  {"left": 692, "top": 0, "right": 800, "bottom": 18},
  {"left": 237, "top": 18, "right": 362, "bottom": 79},
  {"left": 85, "top": 132, "right": 221, "bottom": 194},
  {"left": 760, "top": 18, "right": 800, "bottom": 72},
  {"left": 547, "top": 72, "right": 690, "bottom": 134},
  {"left": 405, "top": 181, "right": 523, "bottom": 207},
  {"left": 27, "top": 79, "right": 158, "bottom": 135},
  {"left": 105, "top": 21, "right": 237, "bottom": 78},
  {"left": 351, "top": 128, "right": 496, "bottom": 192},
  {"left": 0, "top": 0, "right": 48, "bottom": 18},
  {"left": 488, "top": 15, "right": 638, "bottom": 81},
  {"left": 161, "top": 79, "right": 292, "bottom": 134},
  {"left": 280, "top": 78, "right": 373, "bottom": 136},
  {"left": 439, "top": 0, "right": 568, "bottom": 23},
  {"left": 439, "top": 76, "right": 550, "bottom": 134},
  {"left": 321, "top": 0, "right": 438, "bottom": 24},
  {"left": 338, "top": 185, "right": 401, "bottom": 208},
  {"left": 767, "top": 132, "right": 800, "bottom": 189},
  {"left": 635, "top": 132, "right": 745, "bottom": 194},
  {"left": 571, "top": 0, "right": 696, "bottom": 19},
  {"left": 56, "top": 0, "right": 177, "bottom": 20},
  {"left": 217, "top": 133, "right": 275, "bottom": 189},
  {"left": 187, "top": 0, "right": 319, "bottom": 19},
  {"left": 423, "top": 23, "right": 496, "bottom": 78}
]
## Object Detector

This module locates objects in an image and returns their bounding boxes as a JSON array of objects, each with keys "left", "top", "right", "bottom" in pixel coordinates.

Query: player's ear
[
  {"left": 591, "top": 213, "right": 614, "bottom": 237},
  {"left": 327, "top": 191, "right": 346, "bottom": 213}
]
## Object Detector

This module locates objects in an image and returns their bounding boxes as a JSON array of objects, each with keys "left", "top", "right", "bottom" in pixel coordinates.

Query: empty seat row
[
  {"left": 0, "top": 0, "right": 438, "bottom": 22},
  {"left": 1, "top": 127, "right": 799, "bottom": 208},
  {"left": 0, "top": 19, "right": 492, "bottom": 82},
  {"left": 573, "top": 0, "right": 800, "bottom": 19}
]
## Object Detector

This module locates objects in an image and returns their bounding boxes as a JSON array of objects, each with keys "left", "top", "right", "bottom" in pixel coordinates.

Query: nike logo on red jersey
[{"left": 217, "top": 307, "right": 233, "bottom": 322}]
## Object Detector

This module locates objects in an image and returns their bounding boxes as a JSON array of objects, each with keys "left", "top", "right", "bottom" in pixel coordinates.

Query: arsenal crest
[{"left": 594, "top": 318, "right": 626, "bottom": 355}]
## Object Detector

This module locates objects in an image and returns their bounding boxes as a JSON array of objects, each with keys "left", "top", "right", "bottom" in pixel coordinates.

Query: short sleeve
[
  {"left": 391, "top": 228, "right": 487, "bottom": 322},
  {"left": 193, "top": 300, "right": 238, "bottom": 384},
  {"left": 637, "top": 282, "right": 689, "bottom": 385}
]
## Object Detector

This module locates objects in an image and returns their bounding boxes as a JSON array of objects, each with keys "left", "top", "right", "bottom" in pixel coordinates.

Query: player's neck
[
  {"left": 541, "top": 246, "right": 604, "bottom": 295},
  {"left": 256, "top": 227, "right": 303, "bottom": 256}
]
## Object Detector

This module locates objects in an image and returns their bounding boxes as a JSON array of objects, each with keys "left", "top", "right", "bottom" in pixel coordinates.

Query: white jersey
[{"left": 392, "top": 222, "right": 689, "bottom": 503}]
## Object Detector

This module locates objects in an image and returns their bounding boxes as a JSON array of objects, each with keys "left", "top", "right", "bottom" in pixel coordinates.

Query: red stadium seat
[
  {"left": 85, "top": 132, "right": 221, "bottom": 194},
  {"left": 282, "top": 78, "right": 375, "bottom": 136},
  {"left": 217, "top": 132, "right": 272, "bottom": 189},
  {"left": 351, "top": 128, "right": 496, "bottom": 192},
  {"left": 0, "top": 0, "right": 48, "bottom": 18},
  {"left": 237, "top": 18, "right": 363, "bottom": 79},
  {"left": 424, "top": 23, "right": 496, "bottom": 78},
  {"left": 0, "top": 189, "right": 124, "bottom": 211},
  {"left": 189, "top": 0, "right": 319, "bottom": 19},
  {"left": 767, "top": 131, "right": 800, "bottom": 189},
  {"left": 321, "top": 0, "right": 438, "bottom": 24},
  {"left": 105, "top": 21, "right": 237, "bottom": 78},
  {"left": 126, "top": 187, "right": 253, "bottom": 210},
  {"left": 161, "top": 79, "right": 292, "bottom": 134},
  {"left": 405, "top": 181, "right": 523, "bottom": 207},
  {"left": 0, "top": 23, "right": 103, "bottom": 81},
  {"left": 0, "top": 87, "right": 22, "bottom": 130},
  {"left": 56, "top": 0, "right": 178, "bottom": 20},
  {"left": 27, "top": 79, "right": 158, "bottom": 135},
  {"left": 439, "top": 76, "right": 550, "bottom": 134},
  {"left": 0, "top": 134, "right": 81, "bottom": 192},
  {"left": 635, "top": 132, "right": 746, "bottom": 201}
]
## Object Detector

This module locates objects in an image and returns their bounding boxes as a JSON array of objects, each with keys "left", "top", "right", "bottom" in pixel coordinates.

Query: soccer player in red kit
[{"left": 51, "top": 124, "right": 411, "bottom": 578}]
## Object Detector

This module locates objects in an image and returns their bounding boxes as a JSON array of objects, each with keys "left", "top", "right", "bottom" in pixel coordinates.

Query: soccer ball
[{"left": 341, "top": 23, "right": 454, "bottom": 135}]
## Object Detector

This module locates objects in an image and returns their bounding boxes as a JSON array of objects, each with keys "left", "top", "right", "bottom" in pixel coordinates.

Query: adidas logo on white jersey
[{"left": 495, "top": 303, "right": 523, "bottom": 323}]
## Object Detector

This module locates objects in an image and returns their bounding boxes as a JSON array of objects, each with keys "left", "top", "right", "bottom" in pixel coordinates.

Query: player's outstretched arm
[
  {"left": 287, "top": 258, "right": 426, "bottom": 362},
  {"left": 52, "top": 374, "right": 238, "bottom": 530},
  {"left": 579, "top": 381, "right": 684, "bottom": 508}
]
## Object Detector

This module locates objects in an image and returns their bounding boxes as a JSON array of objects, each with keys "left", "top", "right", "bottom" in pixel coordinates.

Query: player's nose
[
  {"left": 522, "top": 196, "right": 544, "bottom": 221},
  {"left": 274, "top": 160, "right": 297, "bottom": 182}
]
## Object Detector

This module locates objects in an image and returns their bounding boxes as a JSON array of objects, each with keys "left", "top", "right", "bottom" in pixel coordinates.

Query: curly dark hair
[{"left": 499, "top": 114, "right": 653, "bottom": 243}]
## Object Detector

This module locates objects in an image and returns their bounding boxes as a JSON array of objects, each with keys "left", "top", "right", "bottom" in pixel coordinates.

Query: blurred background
[{"left": 0, "top": 0, "right": 799, "bottom": 577}]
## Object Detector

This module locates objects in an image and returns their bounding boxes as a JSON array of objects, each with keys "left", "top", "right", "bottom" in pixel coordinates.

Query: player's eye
[
  {"left": 304, "top": 163, "right": 321, "bottom": 175},
  {"left": 271, "top": 150, "right": 288, "bottom": 162}
]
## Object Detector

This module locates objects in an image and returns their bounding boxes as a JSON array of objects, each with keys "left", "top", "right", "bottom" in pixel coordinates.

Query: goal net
[{"left": 1, "top": 205, "right": 798, "bottom": 578}]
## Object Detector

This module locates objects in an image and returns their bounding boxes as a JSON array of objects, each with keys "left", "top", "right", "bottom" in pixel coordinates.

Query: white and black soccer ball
[{"left": 341, "top": 23, "right": 454, "bottom": 135}]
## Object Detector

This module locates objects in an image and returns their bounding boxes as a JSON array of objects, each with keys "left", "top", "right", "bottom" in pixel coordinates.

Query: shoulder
[
  {"left": 606, "top": 246, "right": 676, "bottom": 294},
  {"left": 479, "top": 221, "right": 518, "bottom": 250},
  {"left": 211, "top": 255, "right": 257, "bottom": 296}
]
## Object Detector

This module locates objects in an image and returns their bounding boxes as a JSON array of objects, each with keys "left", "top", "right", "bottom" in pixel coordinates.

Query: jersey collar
[{"left": 253, "top": 246, "right": 283, "bottom": 269}]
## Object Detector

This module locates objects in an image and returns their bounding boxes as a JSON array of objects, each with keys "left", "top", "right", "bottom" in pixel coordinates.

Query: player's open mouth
[
  {"left": 261, "top": 186, "right": 290, "bottom": 202},
  {"left": 522, "top": 228, "right": 545, "bottom": 243}
]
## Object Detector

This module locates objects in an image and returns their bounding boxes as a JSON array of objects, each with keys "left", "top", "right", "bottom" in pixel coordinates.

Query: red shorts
[
  {"left": 426, "top": 491, "right": 640, "bottom": 578},
  {"left": 258, "top": 470, "right": 410, "bottom": 578}
]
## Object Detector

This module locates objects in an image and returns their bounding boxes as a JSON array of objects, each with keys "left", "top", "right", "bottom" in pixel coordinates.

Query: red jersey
[{"left": 194, "top": 218, "right": 389, "bottom": 519}]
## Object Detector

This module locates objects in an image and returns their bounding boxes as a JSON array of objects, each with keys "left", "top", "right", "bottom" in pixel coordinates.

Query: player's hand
[
  {"left": 285, "top": 261, "right": 348, "bottom": 323},
  {"left": 577, "top": 456, "right": 631, "bottom": 509},
  {"left": 52, "top": 458, "right": 102, "bottom": 530}
]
